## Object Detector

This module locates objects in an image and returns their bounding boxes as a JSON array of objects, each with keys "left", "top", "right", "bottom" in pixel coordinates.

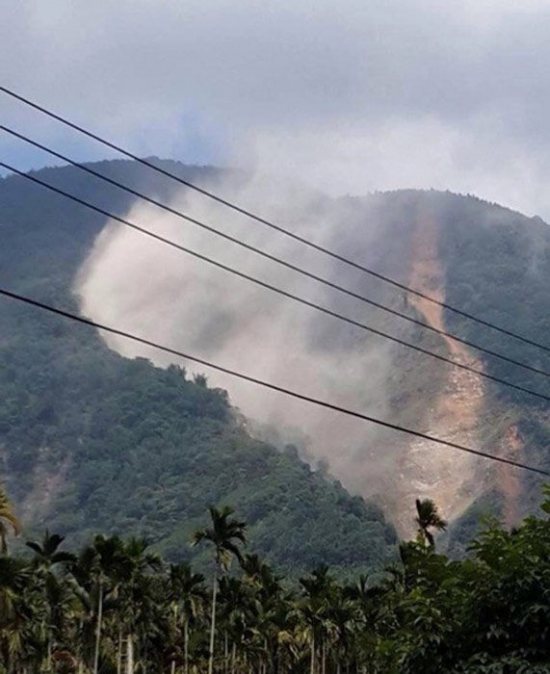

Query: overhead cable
[
  {"left": 2, "top": 84, "right": 548, "bottom": 353},
  {"left": 1, "top": 286, "right": 547, "bottom": 477},
  {"left": 2, "top": 125, "right": 549, "bottom": 381},
  {"left": 3, "top": 160, "right": 549, "bottom": 404}
]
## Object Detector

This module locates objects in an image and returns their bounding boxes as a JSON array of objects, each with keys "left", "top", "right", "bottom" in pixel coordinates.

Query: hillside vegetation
[
  {"left": 0, "top": 162, "right": 396, "bottom": 572},
  {"left": 1, "top": 159, "right": 549, "bottom": 564},
  {"left": 0, "top": 488, "right": 549, "bottom": 673}
]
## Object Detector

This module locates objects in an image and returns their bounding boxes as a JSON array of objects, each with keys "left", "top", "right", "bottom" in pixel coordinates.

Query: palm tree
[
  {"left": 26, "top": 530, "right": 76, "bottom": 569},
  {"left": 115, "top": 537, "right": 161, "bottom": 674},
  {"left": 415, "top": 499, "right": 447, "bottom": 547},
  {"left": 192, "top": 506, "right": 246, "bottom": 674},
  {"left": 26, "top": 531, "right": 76, "bottom": 670},
  {"left": 0, "top": 486, "right": 21, "bottom": 554},
  {"left": 326, "top": 590, "right": 355, "bottom": 674},
  {"left": 71, "top": 535, "right": 126, "bottom": 674},
  {"left": 167, "top": 563, "right": 206, "bottom": 674},
  {"left": 217, "top": 576, "right": 249, "bottom": 674},
  {"left": 241, "top": 553, "right": 280, "bottom": 598},
  {"left": 299, "top": 566, "right": 335, "bottom": 674},
  {"left": 0, "top": 556, "right": 32, "bottom": 671},
  {"left": 239, "top": 554, "right": 286, "bottom": 673}
]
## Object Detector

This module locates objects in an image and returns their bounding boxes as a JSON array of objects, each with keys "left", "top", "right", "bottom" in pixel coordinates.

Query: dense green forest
[
  {"left": 336, "top": 188, "right": 550, "bottom": 534},
  {"left": 430, "top": 190, "right": 550, "bottom": 532},
  {"left": 0, "top": 487, "right": 549, "bottom": 674},
  {"left": 1, "top": 160, "right": 549, "bottom": 562},
  {"left": 0, "top": 311, "right": 394, "bottom": 570},
  {"left": 0, "top": 163, "right": 396, "bottom": 572}
]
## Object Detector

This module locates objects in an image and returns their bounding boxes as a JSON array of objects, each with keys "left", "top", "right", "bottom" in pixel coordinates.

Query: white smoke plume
[{"left": 76, "top": 171, "right": 404, "bottom": 498}]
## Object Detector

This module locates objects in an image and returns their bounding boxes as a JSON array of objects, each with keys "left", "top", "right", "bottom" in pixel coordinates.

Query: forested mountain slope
[
  {"left": 1, "top": 159, "right": 549, "bottom": 563},
  {"left": 0, "top": 161, "right": 396, "bottom": 573}
]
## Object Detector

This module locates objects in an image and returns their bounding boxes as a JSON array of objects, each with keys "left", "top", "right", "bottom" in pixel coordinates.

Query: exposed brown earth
[
  {"left": 394, "top": 209, "right": 525, "bottom": 536},
  {"left": 395, "top": 210, "right": 487, "bottom": 536}
]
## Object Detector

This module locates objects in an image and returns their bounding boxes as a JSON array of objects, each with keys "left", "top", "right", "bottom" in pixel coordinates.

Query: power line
[
  {"left": 3, "top": 125, "right": 549, "bottom": 383},
  {"left": 0, "top": 286, "right": 547, "bottom": 477},
  {"left": 2, "top": 158, "right": 549, "bottom": 402},
  {"left": 3, "top": 160, "right": 550, "bottom": 405},
  {"left": 2, "top": 84, "right": 549, "bottom": 355}
]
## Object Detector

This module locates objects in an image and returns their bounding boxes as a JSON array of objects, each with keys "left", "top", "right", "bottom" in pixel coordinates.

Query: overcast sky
[{"left": 3, "top": 0, "right": 550, "bottom": 217}]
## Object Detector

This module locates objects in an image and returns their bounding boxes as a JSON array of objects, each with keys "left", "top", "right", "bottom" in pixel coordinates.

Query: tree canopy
[{"left": 0, "top": 486, "right": 548, "bottom": 674}]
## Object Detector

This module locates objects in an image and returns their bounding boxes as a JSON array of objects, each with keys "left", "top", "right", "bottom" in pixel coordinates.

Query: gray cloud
[
  {"left": 5, "top": 3, "right": 545, "bottom": 520},
  {"left": 3, "top": 1, "right": 550, "bottom": 216}
]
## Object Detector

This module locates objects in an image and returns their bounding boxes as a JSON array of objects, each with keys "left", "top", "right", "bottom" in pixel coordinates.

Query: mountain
[
  {"left": 0, "top": 160, "right": 396, "bottom": 574},
  {"left": 1, "top": 158, "right": 549, "bottom": 564},
  {"left": 335, "top": 187, "right": 550, "bottom": 549}
]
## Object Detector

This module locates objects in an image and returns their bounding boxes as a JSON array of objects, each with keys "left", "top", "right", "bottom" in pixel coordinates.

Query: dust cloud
[{"left": 75, "top": 172, "right": 404, "bottom": 499}]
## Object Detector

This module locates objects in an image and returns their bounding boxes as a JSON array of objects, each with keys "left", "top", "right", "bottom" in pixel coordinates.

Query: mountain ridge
[
  {"left": 1, "top": 159, "right": 549, "bottom": 563},
  {"left": 0, "top": 159, "right": 399, "bottom": 573}
]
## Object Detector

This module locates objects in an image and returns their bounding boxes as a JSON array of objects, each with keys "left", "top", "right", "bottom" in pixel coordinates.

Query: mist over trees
[
  {"left": 2, "top": 161, "right": 549, "bottom": 535},
  {"left": 1, "top": 160, "right": 550, "bottom": 673}
]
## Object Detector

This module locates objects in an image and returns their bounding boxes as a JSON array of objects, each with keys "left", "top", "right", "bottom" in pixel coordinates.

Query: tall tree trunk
[
  {"left": 208, "top": 568, "right": 218, "bottom": 674},
  {"left": 310, "top": 633, "right": 315, "bottom": 674},
  {"left": 126, "top": 633, "right": 134, "bottom": 674},
  {"left": 47, "top": 633, "right": 52, "bottom": 672},
  {"left": 170, "top": 660, "right": 176, "bottom": 674},
  {"left": 77, "top": 616, "right": 84, "bottom": 674},
  {"left": 321, "top": 642, "right": 326, "bottom": 674},
  {"left": 184, "top": 618, "right": 189, "bottom": 674},
  {"left": 93, "top": 579, "right": 104, "bottom": 674},
  {"left": 224, "top": 632, "right": 228, "bottom": 674},
  {"left": 231, "top": 643, "right": 236, "bottom": 674},
  {"left": 117, "top": 629, "right": 123, "bottom": 674}
]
